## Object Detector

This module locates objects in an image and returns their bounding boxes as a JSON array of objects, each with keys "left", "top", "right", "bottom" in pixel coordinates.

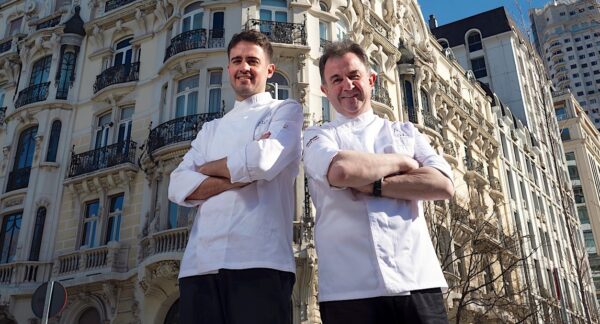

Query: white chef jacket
[
  {"left": 303, "top": 109, "right": 453, "bottom": 302},
  {"left": 168, "top": 92, "right": 303, "bottom": 278}
]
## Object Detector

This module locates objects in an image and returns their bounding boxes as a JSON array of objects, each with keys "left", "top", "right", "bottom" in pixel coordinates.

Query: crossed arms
[{"left": 327, "top": 151, "right": 454, "bottom": 201}]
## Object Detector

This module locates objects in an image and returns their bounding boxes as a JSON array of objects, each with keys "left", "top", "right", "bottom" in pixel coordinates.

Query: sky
[{"left": 418, "top": 0, "right": 553, "bottom": 36}]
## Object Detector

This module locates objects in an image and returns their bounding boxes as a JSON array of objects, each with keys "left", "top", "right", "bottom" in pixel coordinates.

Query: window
[
  {"left": 46, "top": 120, "right": 61, "bottom": 162},
  {"left": 584, "top": 231, "right": 597, "bottom": 254},
  {"left": 8, "top": 126, "right": 38, "bottom": 191},
  {"left": 117, "top": 107, "right": 134, "bottom": 143},
  {"left": 30, "top": 56, "right": 52, "bottom": 86},
  {"left": 578, "top": 206, "right": 590, "bottom": 224},
  {"left": 319, "top": 1, "right": 328, "bottom": 11},
  {"left": 29, "top": 207, "right": 46, "bottom": 261},
  {"left": 95, "top": 113, "right": 111, "bottom": 149},
  {"left": 575, "top": 82, "right": 582, "bottom": 87},
  {"left": 404, "top": 81, "right": 415, "bottom": 122},
  {"left": 260, "top": 0, "right": 288, "bottom": 23},
  {"left": 211, "top": 12, "right": 225, "bottom": 40},
  {"left": 0, "top": 213, "right": 22, "bottom": 263},
  {"left": 208, "top": 70, "right": 222, "bottom": 113},
  {"left": 319, "top": 21, "right": 330, "bottom": 47},
  {"left": 584, "top": 72, "right": 591, "bottom": 77},
  {"left": 467, "top": 31, "right": 482, "bottom": 52},
  {"left": 8, "top": 17, "right": 23, "bottom": 37},
  {"left": 56, "top": 51, "right": 77, "bottom": 99},
  {"left": 568, "top": 165, "right": 580, "bottom": 180},
  {"left": 336, "top": 19, "right": 348, "bottom": 41},
  {"left": 586, "top": 81, "right": 593, "bottom": 86},
  {"left": 572, "top": 73, "right": 580, "bottom": 78},
  {"left": 574, "top": 185, "right": 585, "bottom": 203},
  {"left": 470, "top": 57, "right": 487, "bottom": 78},
  {"left": 566, "top": 47, "right": 573, "bottom": 52},
  {"left": 420, "top": 89, "right": 430, "bottom": 113},
  {"left": 114, "top": 38, "right": 134, "bottom": 67},
  {"left": 105, "top": 194, "right": 123, "bottom": 243},
  {"left": 168, "top": 202, "right": 195, "bottom": 229},
  {"left": 175, "top": 75, "right": 199, "bottom": 117},
  {"left": 267, "top": 72, "right": 289, "bottom": 100},
  {"left": 322, "top": 97, "right": 330, "bottom": 122},
  {"left": 571, "top": 64, "right": 577, "bottom": 69},
  {"left": 438, "top": 40, "right": 449, "bottom": 49},
  {"left": 565, "top": 152, "right": 575, "bottom": 161},
  {"left": 182, "top": 2, "right": 203, "bottom": 32},
  {"left": 582, "top": 63, "right": 588, "bottom": 68},
  {"left": 81, "top": 200, "right": 99, "bottom": 247},
  {"left": 577, "top": 46, "right": 584, "bottom": 50}
]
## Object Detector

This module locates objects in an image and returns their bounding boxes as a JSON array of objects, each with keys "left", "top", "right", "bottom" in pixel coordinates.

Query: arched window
[
  {"left": 336, "top": 19, "right": 348, "bottom": 41},
  {"left": 30, "top": 56, "right": 52, "bottom": 86},
  {"left": 0, "top": 212, "right": 22, "bottom": 263},
  {"left": 46, "top": 120, "right": 61, "bottom": 162},
  {"left": 182, "top": 2, "right": 204, "bottom": 32},
  {"left": 420, "top": 89, "right": 430, "bottom": 113},
  {"left": 78, "top": 308, "right": 101, "bottom": 324},
  {"left": 438, "top": 39, "right": 449, "bottom": 49},
  {"left": 403, "top": 81, "right": 416, "bottom": 123},
  {"left": 164, "top": 299, "right": 179, "bottom": 324},
  {"left": 7, "top": 126, "right": 38, "bottom": 191},
  {"left": 29, "top": 207, "right": 46, "bottom": 261},
  {"left": 56, "top": 51, "right": 77, "bottom": 99},
  {"left": 267, "top": 72, "right": 289, "bottom": 100},
  {"left": 319, "top": 1, "right": 329, "bottom": 11},
  {"left": 467, "top": 31, "right": 482, "bottom": 52}
]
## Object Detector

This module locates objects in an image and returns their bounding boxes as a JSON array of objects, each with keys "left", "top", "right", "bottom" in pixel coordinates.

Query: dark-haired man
[
  {"left": 304, "top": 40, "right": 454, "bottom": 323},
  {"left": 169, "top": 30, "right": 302, "bottom": 324}
]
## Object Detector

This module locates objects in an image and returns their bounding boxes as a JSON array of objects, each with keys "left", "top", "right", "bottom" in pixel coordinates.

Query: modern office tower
[
  {"left": 554, "top": 89, "right": 600, "bottom": 306},
  {"left": 530, "top": 0, "right": 600, "bottom": 131},
  {"left": 432, "top": 6, "right": 599, "bottom": 322},
  {"left": 0, "top": 0, "right": 595, "bottom": 323}
]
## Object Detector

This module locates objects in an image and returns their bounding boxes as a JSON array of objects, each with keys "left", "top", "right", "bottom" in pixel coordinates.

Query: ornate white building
[{"left": 0, "top": 0, "right": 596, "bottom": 323}]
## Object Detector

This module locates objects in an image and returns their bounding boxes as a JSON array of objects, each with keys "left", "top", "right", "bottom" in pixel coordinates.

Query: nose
[{"left": 342, "top": 78, "right": 354, "bottom": 90}]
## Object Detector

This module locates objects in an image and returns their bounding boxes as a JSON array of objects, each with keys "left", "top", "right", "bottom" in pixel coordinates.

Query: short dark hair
[
  {"left": 319, "top": 40, "right": 370, "bottom": 84},
  {"left": 227, "top": 30, "right": 273, "bottom": 62}
]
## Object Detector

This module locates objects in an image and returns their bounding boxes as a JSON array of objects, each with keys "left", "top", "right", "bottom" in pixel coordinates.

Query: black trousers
[
  {"left": 178, "top": 268, "right": 295, "bottom": 324},
  {"left": 319, "top": 288, "right": 448, "bottom": 324}
]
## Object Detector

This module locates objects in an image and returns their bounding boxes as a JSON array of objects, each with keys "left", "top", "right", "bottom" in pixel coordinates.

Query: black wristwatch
[{"left": 373, "top": 178, "right": 383, "bottom": 197}]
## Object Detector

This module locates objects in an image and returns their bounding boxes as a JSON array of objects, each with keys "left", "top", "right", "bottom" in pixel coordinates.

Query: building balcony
[
  {"left": 0, "top": 106, "right": 6, "bottom": 125},
  {"left": 14, "top": 82, "right": 50, "bottom": 109},
  {"left": 548, "top": 42, "right": 562, "bottom": 51},
  {"left": 164, "top": 29, "right": 225, "bottom": 62},
  {"left": 105, "top": 0, "right": 136, "bottom": 12},
  {"left": 372, "top": 83, "right": 392, "bottom": 107},
  {"left": 245, "top": 19, "right": 306, "bottom": 46},
  {"left": 54, "top": 243, "right": 129, "bottom": 278},
  {"left": 68, "top": 140, "right": 137, "bottom": 178},
  {"left": 35, "top": 16, "right": 61, "bottom": 30},
  {"left": 6, "top": 167, "right": 31, "bottom": 192},
  {"left": 93, "top": 62, "right": 140, "bottom": 94},
  {"left": 320, "top": 38, "right": 332, "bottom": 49},
  {"left": 0, "top": 261, "right": 52, "bottom": 286},
  {"left": 464, "top": 156, "right": 488, "bottom": 185},
  {"left": 423, "top": 112, "right": 441, "bottom": 133},
  {"left": 0, "top": 39, "right": 11, "bottom": 54},
  {"left": 139, "top": 227, "right": 188, "bottom": 264},
  {"left": 147, "top": 112, "right": 222, "bottom": 154}
]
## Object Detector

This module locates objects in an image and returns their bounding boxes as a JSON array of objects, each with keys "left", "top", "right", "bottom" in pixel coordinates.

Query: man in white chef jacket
[
  {"left": 304, "top": 40, "right": 455, "bottom": 323},
  {"left": 168, "top": 30, "right": 303, "bottom": 324}
]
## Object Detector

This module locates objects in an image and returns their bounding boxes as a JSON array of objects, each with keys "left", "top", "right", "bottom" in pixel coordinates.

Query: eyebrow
[
  {"left": 328, "top": 69, "right": 361, "bottom": 81},
  {"left": 230, "top": 55, "right": 260, "bottom": 62}
]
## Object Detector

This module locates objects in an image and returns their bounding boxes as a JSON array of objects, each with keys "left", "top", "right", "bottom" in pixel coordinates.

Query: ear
[
  {"left": 369, "top": 71, "right": 377, "bottom": 87},
  {"left": 321, "top": 84, "right": 329, "bottom": 96},
  {"left": 267, "top": 63, "right": 275, "bottom": 78}
]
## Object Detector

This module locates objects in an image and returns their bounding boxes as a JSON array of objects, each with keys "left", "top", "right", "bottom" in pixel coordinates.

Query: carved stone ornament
[{"left": 151, "top": 261, "right": 179, "bottom": 280}]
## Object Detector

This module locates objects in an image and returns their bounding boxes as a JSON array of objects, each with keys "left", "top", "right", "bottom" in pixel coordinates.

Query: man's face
[
  {"left": 227, "top": 41, "right": 275, "bottom": 101},
  {"left": 320, "top": 52, "right": 376, "bottom": 118}
]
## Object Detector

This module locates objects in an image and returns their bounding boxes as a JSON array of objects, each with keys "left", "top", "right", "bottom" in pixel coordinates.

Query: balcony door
[
  {"left": 260, "top": 0, "right": 288, "bottom": 36},
  {"left": 182, "top": 2, "right": 203, "bottom": 32},
  {"left": 14, "top": 126, "right": 37, "bottom": 171},
  {"left": 29, "top": 56, "right": 51, "bottom": 86},
  {"left": 95, "top": 113, "right": 111, "bottom": 149},
  {"left": 175, "top": 75, "right": 199, "bottom": 118},
  {"left": 114, "top": 38, "right": 133, "bottom": 67}
]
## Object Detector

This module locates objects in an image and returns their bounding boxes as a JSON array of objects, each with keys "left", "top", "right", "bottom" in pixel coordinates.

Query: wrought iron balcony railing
[
  {"left": 0, "top": 40, "right": 11, "bottom": 54},
  {"left": 68, "top": 140, "right": 137, "bottom": 178},
  {"left": 93, "top": 62, "right": 140, "bottom": 93},
  {"left": 245, "top": 19, "right": 306, "bottom": 45},
  {"left": 164, "top": 29, "right": 225, "bottom": 62},
  {"left": 15, "top": 82, "right": 50, "bottom": 108},
  {"left": 6, "top": 167, "right": 31, "bottom": 192},
  {"left": 105, "top": 0, "right": 136, "bottom": 12},
  {"left": 0, "top": 106, "right": 6, "bottom": 125},
  {"left": 36, "top": 16, "right": 61, "bottom": 30},
  {"left": 147, "top": 112, "right": 222, "bottom": 153},
  {"left": 372, "top": 83, "right": 392, "bottom": 107},
  {"left": 423, "top": 113, "right": 441, "bottom": 132}
]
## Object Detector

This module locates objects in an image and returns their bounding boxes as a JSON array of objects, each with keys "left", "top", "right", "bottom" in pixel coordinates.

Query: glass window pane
[
  {"left": 46, "top": 121, "right": 61, "bottom": 162},
  {"left": 208, "top": 89, "right": 221, "bottom": 113},
  {"left": 178, "top": 75, "right": 199, "bottom": 92},
  {"left": 193, "top": 13, "right": 203, "bottom": 30},
  {"left": 275, "top": 11, "right": 287, "bottom": 22},
  {"left": 212, "top": 12, "right": 224, "bottom": 29},
  {"left": 260, "top": 9, "right": 272, "bottom": 21},
  {"left": 187, "top": 91, "right": 198, "bottom": 115},
  {"left": 176, "top": 95, "right": 186, "bottom": 117},
  {"left": 182, "top": 17, "right": 191, "bottom": 32},
  {"left": 278, "top": 89, "right": 289, "bottom": 100},
  {"left": 210, "top": 71, "right": 222, "bottom": 85},
  {"left": 1, "top": 213, "right": 22, "bottom": 263},
  {"left": 29, "top": 208, "right": 46, "bottom": 261}
]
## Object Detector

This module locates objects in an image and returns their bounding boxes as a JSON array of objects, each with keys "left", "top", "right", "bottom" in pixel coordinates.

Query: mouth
[{"left": 236, "top": 73, "right": 254, "bottom": 82}]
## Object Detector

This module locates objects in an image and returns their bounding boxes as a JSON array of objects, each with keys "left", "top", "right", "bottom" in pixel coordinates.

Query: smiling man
[
  {"left": 168, "top": 30, "right": 303, "bottom": 324},
  {"left": 304, "top": 40, "right": 454, "bottom": 323}
]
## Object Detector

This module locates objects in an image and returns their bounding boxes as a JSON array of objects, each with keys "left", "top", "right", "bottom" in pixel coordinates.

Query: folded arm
[
  {"left": 354, "top": 166, "right": 454, "bottom": 200},
  {"left": 327, "top": 151, "right": 418, "bottom": 188},
  {"left": 186, "top": 176, "right": 248, "bottom": 201}
]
